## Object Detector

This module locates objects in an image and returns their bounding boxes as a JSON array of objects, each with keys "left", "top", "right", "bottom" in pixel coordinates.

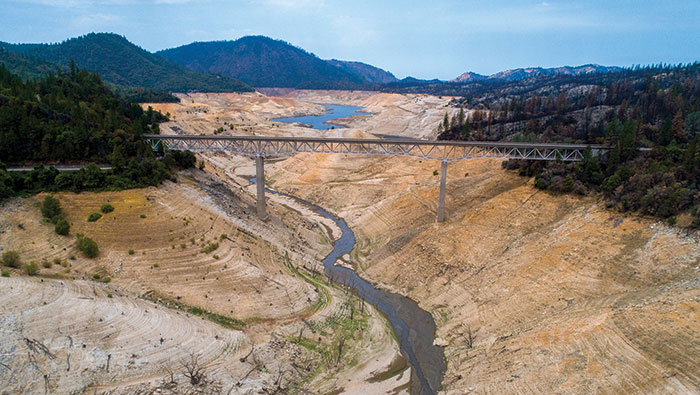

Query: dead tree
[
  {"left": 181, "top": 354, "right": 206, "bottom": 386},
  {"left": 465, "top": 326, "right": 474, "bottom": 349},
  {"left": 336, "top": 338, "right": 345, "bottom": 367}
]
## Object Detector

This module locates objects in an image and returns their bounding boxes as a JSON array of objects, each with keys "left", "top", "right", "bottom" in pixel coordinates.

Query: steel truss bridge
[{"left": 145, "top": 135, "right": 607, "bottom": 221}]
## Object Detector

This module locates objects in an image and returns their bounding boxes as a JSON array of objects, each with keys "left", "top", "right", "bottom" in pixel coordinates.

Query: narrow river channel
[{"left": 252, "top": 178, "right": 446, "bottom": 395}]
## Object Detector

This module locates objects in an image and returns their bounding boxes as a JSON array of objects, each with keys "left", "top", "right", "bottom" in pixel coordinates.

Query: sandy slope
[
  {"left": 141, "top": 90, "right": 700, "bottom": 393},
  {"left": 266, "top": 140, "right": 700, "bottom": 394},
  {"left": 6, "top": 89, "right": 695, "bottom": 394},
  {"left": 0, "top": 276, "right": 246, "bottom": 394},
  {"left": 0, "top": 164, "right": 406, "bottom": 393}
]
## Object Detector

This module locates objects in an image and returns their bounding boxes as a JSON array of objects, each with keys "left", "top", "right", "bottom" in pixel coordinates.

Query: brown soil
[
  {"left": 145, "top": 90, "right": 700, "bottom": 393},
  {"left": 0, "top": 168, "right": 405, "bottom": 394},
  {"left": 267, "top": 142, "right": 700, "bottom": 394},
  {"left": 4, "top": 89, "right": 698, "bottom": 394}
]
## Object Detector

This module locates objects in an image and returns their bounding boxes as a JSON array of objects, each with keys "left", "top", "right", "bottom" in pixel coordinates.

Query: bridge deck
[{"left": 145, "top": 135, "right": 606, "bottom": 162}]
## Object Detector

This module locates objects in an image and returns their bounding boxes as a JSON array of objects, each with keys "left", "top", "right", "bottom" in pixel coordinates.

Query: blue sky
[{"left": 1, "top": 0, "right": 699, "bottom": 80}]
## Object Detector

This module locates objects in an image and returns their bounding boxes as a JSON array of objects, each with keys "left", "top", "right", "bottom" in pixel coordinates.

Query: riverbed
[{"left": 253, "top": 178, "right": 446, "bottom": 395}]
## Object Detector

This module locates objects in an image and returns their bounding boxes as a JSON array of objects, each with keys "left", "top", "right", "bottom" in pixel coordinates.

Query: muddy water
[{"left": 253, "top": 178, "right": 446, "bottom": 395}]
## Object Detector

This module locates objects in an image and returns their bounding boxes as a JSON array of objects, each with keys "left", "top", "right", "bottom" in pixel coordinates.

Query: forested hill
[
  {"left": 0, "top": 65, "right": 195, "bottom": 199},
  {"left": 0, "top": 33, "right": 253, "bottom": 93},
  {"left": 157, "top": 36, "right": 369, "bottom": 89},
  {"left": 0, "top": 47, "right": 64, "bottom": 80},
  {"left": 437, "top": 62, "right": 700, "bottom": 226}
]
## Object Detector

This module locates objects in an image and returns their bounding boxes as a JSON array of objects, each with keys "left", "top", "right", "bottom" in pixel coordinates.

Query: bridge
[{"left": 145, "top": 135, "right": 607, "bottom": 222}]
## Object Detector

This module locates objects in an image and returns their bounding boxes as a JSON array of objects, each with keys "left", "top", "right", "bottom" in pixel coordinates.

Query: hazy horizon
[{"left": 2, "top": 0, "right": 699, "bottom": 80}]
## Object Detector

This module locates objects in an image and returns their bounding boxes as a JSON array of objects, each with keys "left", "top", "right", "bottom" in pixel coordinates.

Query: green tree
[
  {"left": 55, "top": 218, "right": 70, "bottom": 235},
  {"left": 77, "top": 234, "right": 99, "bottom": 258},
  {"left": 41, "top": 195, "right": 62, "bottom": 222},
  {"left": 684, "top": 112, "right": 700, "bottom": 141}
]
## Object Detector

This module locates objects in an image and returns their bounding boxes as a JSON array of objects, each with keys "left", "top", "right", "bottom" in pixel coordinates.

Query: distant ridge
[
  {"left": 326, "top": 59, "right": 398, "bottom": 84},
  {"left": 0, "top": 33, "right": 253, "bottom": 93},
  {"left": 451, "top": 64, "right": 622, "bottom": 83},
  {"left": 158, "top": 36, "right": 382, "bottom": 89}
]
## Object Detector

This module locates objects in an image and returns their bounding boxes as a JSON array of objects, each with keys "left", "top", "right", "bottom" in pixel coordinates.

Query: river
[{"left": 252, "top": 178, "right": 446, "bottom": 395}]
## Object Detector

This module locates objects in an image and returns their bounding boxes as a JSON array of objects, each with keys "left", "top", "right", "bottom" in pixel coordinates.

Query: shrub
[
  {"left": 201, "top": 242, "right": 219, "bottom": 254},
  {"left": 140, "top": 214, "right": 146, "bottom": 219},
  {"left": 87, "top": 212, "right": 102, "bottom": 222},
  {"left": 92, "top": 273, "right": 101, "bottom": 280},
  {"left": 41, "top": 195, "right": 62, "bottom": 220},
  {"left": 2, "top": 251, "right": 21, "bottom": 268},
  {"left": 128, "top": 249, "right": 135, "bottom": 255},
  {"left": 77, "top": 234, "right": 99, "bottom": 258},
  {"left": 55, "top": 218, "right": 70, "bottom": 235},
  {"left": 100, "top": 204, "right": 114, "bottom": 213},
  {"left": 153, "top": 263, "right": 159, "bottom": 268},
  {"left": 433, "top": 170, "right": 439, "bottom": 176},
  {"left": 24, "top": 262, "right": 39, "bottom": 276},
  {"left": 42, "top": 260, "right": 52, "bottom": 268},
  {"left": 1, "top": 269, "right": 9, "bottom": 277},
  {"left": 213, "top": 255, "right": 220, "bottom": 260},
  {"left": 220, "top": 234, "right": 227, "bottom": 240},
  {"left": 53, "top": 258, "right": 62, "bottom": 265}
]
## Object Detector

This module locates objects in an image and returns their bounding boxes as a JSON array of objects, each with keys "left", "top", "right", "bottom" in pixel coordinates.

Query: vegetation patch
[
  {"left": 54, "top": 218, "right": 70, "bottom": 235},
  {"left": 23, "top": 262, "right": 39, "bottom": 276},
  {"left": 87, "top": 212, "right": 103, "bottom": 222},
  {"left": 141, "top": 290, "right": 246, "bottom": 330},
  {"left": 100, "top": 204, "right": 114, "bottom": 213},
  {"left": 200, "top": 242, "right": 219, "bottom": 254},
  {"left": 76, "top": 234, "right": 99, "bottom": 258},
  {"left": 2, "top": 250, "right": 21, "bottom": 268}
]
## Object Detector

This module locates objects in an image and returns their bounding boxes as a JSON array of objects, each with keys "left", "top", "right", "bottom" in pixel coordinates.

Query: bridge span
[{"left": 145, "top": 135, "right": 607, "bottom": 222}]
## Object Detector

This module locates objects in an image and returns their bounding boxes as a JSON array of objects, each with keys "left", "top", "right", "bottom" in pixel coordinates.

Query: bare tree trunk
[{"left": 336, "top": 338, "right": 345, "bottom": 367}]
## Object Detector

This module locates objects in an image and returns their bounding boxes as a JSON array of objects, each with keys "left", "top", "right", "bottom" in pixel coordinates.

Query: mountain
[
  {"left": 0, "top": 33, "right": 253, "bottom": 93},
  {"left": 326, "top": 59, "right": 397, "bottom": 84},
  {"left": 157, "top": 36, "right": 369, "bottom": 89},
  {"left": 451, "top": 71, "right": 488, "bottom": 83},
  {"left": 451, "top": 64, "right": 622, "bottom": 83}
]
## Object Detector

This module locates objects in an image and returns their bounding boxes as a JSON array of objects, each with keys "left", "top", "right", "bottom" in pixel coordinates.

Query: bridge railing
[{"left": 144, "top": 135, "right": 607, "bottom": 162}]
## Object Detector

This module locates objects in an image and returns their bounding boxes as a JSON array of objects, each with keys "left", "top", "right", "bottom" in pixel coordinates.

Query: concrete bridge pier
[
  {"left": 256, "top": 155, "right": 267, "bottom": 219},
  {"left": 437, "top": 160, "right": 447, "bottom": 222}
]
